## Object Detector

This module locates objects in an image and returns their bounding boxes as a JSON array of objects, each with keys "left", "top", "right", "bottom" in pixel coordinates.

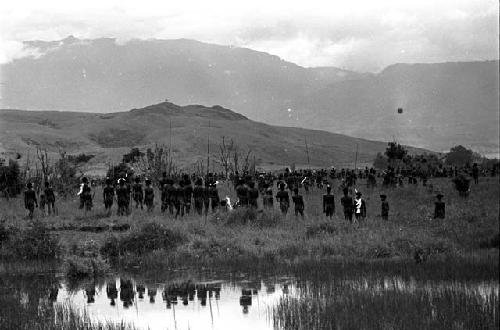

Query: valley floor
[{"left": 0, "top": 177, "right": 499, "bottom": 274}]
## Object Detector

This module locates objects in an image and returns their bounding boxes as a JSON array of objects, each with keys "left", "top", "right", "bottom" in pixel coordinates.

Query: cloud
[{"left": 0, "top": 0, "right": 498, "bottom": 71}]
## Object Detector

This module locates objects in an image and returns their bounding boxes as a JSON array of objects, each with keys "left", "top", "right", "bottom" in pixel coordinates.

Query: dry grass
[{"left": 0, "top": 177, "right": 498, "bottom": 269}]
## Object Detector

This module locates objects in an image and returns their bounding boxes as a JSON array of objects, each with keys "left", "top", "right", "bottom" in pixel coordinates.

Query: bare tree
[
  {"left": 134, "top": 144, "right": 178, "bottom": 186},
  {"left": 216, "top": 136, "right": 254, "bottom": 177},
  {"left": 36, "top": 147, "right": 52, "bottom": 183},
  {"left": 218, "top": 136, "right": 234, "bottom": 178},
  {"left": 193, "top": 159, "right": 206, "bottom": 178},
  {"left": 241, "top": 149, "right": 253, "bottom": 174}
]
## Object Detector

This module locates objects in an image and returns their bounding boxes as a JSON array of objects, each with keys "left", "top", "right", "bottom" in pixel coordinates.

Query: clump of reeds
[
  {"left": 273, "top": 282, "right": 499, "bottom": 330},
  {"left": 64, "top": 239, "right": 109, "bottom": 278}
]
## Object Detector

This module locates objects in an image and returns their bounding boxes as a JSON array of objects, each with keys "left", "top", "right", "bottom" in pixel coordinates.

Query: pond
[{"left": 1, "top": 264, "right": 498, "bottom": 330}]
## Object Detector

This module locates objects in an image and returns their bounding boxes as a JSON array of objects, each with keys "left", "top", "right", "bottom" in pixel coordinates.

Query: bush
[
  {"left": 212, "top": 208, "right": 281, "bottom": 228},
  {"left": 64, "top": 255, "right": 109, "bottom": 278},
  {"left": 452, "top": 174, "right": 470, "bottom": 196},
  {"left": 101, "top": 222, "right": 186, "bottom": 258},
  {"left": 4, "top": 221, "right": 60, "bottom": 260}
]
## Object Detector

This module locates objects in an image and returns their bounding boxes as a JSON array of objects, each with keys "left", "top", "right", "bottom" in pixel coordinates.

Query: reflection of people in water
[
  {"left": 148, "top": 287, "right": 157, "bottom": 303},
  {"left": 120, "top": 279, "right": 135, "bottom": 308},
  {"left": 239, "top": 294, "right": 252, "bottom": 314},
  {"left": 137, "top": 284, "right": 145, "bottom": 299},
  {"left": 85, "top": 285, "right": 96, "bottom": 304},
  {"left": 107, "top": 281, "right": 118, "bottom": 306},
  {"left": 49, "top": 285, "right": 59, "bottom": 302},
  {"left": 197, "top": 286, "right": 207, "bottom": 306}
]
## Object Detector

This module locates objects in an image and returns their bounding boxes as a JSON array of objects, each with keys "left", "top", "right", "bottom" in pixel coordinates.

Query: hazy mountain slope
[
  {"left": 0, "top": 102, "right": 420, "bottom": 171},
  {"left": 0, "top": 37, "right": 362, "bottom": 118},
  {"left": 0, "top": 37, "right": 497, "bottom": 154},
  {"left": 299, "top": 61, "right": 499, "bottom": 154}
]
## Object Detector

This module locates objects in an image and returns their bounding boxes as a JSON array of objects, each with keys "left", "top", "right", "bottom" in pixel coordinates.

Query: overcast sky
[{"left": 0, "top": 0, "right": 498, "bottom": 72}]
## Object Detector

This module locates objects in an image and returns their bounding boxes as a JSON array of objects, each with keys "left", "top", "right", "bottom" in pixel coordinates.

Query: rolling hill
[
  {"left": 1, "top": 37, "right": 497, "bottom": 154},
  {"left": 0, "top": 101, "right": 426, "bottom": 173}
]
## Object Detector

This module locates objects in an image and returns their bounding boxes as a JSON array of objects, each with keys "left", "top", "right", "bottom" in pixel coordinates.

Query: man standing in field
[
  {"left": 354, "top": 191, "right": 366, "bottom": 221},
  {"left": 207, "top": 181, "right": 220, "bottom": 213},
  {"left": 193, "top": 178, "right": 205, "bottom": 216},
  {"left": 323, "top": 184, "right": 335, "bottom": 219},
  {"left": 262, "top": 186, "right": 274, "bottom": 209},
  {"left": 292, "top": 187, "right": 305, "bottom": 217},
  {"left": 78, "top": 177, "right": 93, "bottom": 212},
  {"left": 472, "top": 163, "right": 479, "bottom": 184},
  {"left": 143, "top": 179, "right": 155, "bottom": 212},
  {"left": 276, "top": 182, "right": 290, "bottom": 215},
  {"left": 116, "top": 178, "right": 129, "bottom": 216},
  {"left": 44, "top": 181, "right": 56, "bottom": 216},
  {"left": 103, "top": 178, "right": 115, "bottom": 215},
  {"left": 341, "top": 187, "right": 354, "bottom": 222},
  {"left": 236, "top": 179, "right": 249, "bottom": 207},
  {"left": 182, "top": 174, "right": 193, "bottom": 215},
  {"left": 247, "top": 181, "right": 259, "bottom": 208},
  {"left": 172, "top": 179, "right": 183, "bottom": 218},
  {"left": 160, "top": 172, "right": 168, "bottom": 212},
  {"left": 434, "top": 193, "right": 445, "bottom": 219},
  {"left": 380, "top": 194, "right": 389, "bottom": 220},
  {"left": 24, "top": 182, "right": 38, "bottom": 219},
  {"left": 132, "top": 177, "right": 144, "bottom": 210}
]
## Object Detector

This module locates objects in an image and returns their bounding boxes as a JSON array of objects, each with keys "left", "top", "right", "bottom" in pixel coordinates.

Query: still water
[
  {"left": 1, "top": 266, "right": 498, "bottom": 330},
  {"left": 57, "top": 275, "right": 292, "bottom": 330}
]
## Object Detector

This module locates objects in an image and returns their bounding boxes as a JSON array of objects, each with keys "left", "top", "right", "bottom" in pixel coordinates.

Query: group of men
[
  {"left": 79, "top": 173, "right": 221, "bottom": 218},
  {"left": 23, "top": 181, "right": 56, "bottom": 218},
  {"left": 22, "top": 168, "right": 452, "bottom": 221}
]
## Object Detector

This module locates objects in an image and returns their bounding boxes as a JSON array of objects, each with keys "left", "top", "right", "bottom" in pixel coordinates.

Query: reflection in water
[
  {"left": 56, "top": 276, "right": 284, "bottom": 330},
  {"left": 0, "top": 267, "right": 498, "bottom": 330}
]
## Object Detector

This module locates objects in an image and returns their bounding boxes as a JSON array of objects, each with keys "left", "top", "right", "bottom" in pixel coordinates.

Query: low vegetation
[
  {"left": 273, "top": 283, "right": 499, "bottom": 330},
  {"left": 0, "top": 301, "right": 138, "bottom": 330},
  {"left": 0, "top": 220, "right": 59, "bottom": 260},
  {"left": 0, "top": 177, "right": 498, "bottom": 273}
]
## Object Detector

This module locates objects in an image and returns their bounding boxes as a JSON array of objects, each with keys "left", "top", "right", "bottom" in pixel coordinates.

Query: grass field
[{"left": 0, "top": 176, "right": 498, "bottom": 273}]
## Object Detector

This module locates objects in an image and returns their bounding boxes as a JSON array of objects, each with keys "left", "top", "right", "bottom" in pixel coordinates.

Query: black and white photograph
[{"left": 0, "top": 0, "right": 498, "bottom": 329}]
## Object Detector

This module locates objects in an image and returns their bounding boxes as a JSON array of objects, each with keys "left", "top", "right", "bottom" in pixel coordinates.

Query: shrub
[
  {"left": 64, "top": 255, "right": 109, "bottom": 278},
  {"left": 5, "top": 221, "right": 60, "bottom": 260},
  {"left": 101, "top": 222, "right": 186, "bottom": 258},
  {"left": 452, "top": 174, "right": 470, "bottom": 196}
]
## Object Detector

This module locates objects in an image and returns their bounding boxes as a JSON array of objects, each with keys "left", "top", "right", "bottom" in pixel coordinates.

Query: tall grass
[
  {"left": 0, "top": 301, "right": 138, "bottom": 330},
  {"left": 0, "top": 177, "right": 498, "bottom": 268},
  {"left": 273, "top": 282, "right": 499, "bottom": 330}
]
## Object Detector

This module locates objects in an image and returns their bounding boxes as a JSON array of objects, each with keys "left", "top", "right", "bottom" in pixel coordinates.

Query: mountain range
[
  {"left": 0, "top": 101, "right": 422, "bottom": 173},
  {"left": 0, "top": 36, "right": 498, "bottom": 155}
]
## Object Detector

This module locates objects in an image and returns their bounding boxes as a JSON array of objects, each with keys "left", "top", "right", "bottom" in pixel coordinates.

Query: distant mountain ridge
[
  {"left": 1, "top": 101, "right": 427, "bottom": 173},
  {"left": 0, "top": 37, "right": 498, "bottom": 154}
]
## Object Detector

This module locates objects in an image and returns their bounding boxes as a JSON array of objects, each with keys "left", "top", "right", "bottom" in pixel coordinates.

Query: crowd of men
[{"left": 19, "top": 161, "right": 491, "bottom": 221}]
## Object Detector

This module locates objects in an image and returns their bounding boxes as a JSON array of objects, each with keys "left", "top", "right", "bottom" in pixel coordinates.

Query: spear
[
  {"left": 354, "top": 143, "right": 359, "bottom": 170},
  {"left": 207, "top": 120, "right": 211, "bottom": 177},
  {"left": 304, "top": 136, "right": 310, "bottom": 169}
]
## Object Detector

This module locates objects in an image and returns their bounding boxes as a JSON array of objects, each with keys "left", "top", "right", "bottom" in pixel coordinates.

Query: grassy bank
[{"left": 0, "top": 177, "right": 498, "bottom": 274}]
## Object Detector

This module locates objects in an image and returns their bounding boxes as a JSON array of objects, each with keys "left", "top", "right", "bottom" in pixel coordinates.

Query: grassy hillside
[{"left": 0, "top": 101, "right": 425, "bottom": 172}]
